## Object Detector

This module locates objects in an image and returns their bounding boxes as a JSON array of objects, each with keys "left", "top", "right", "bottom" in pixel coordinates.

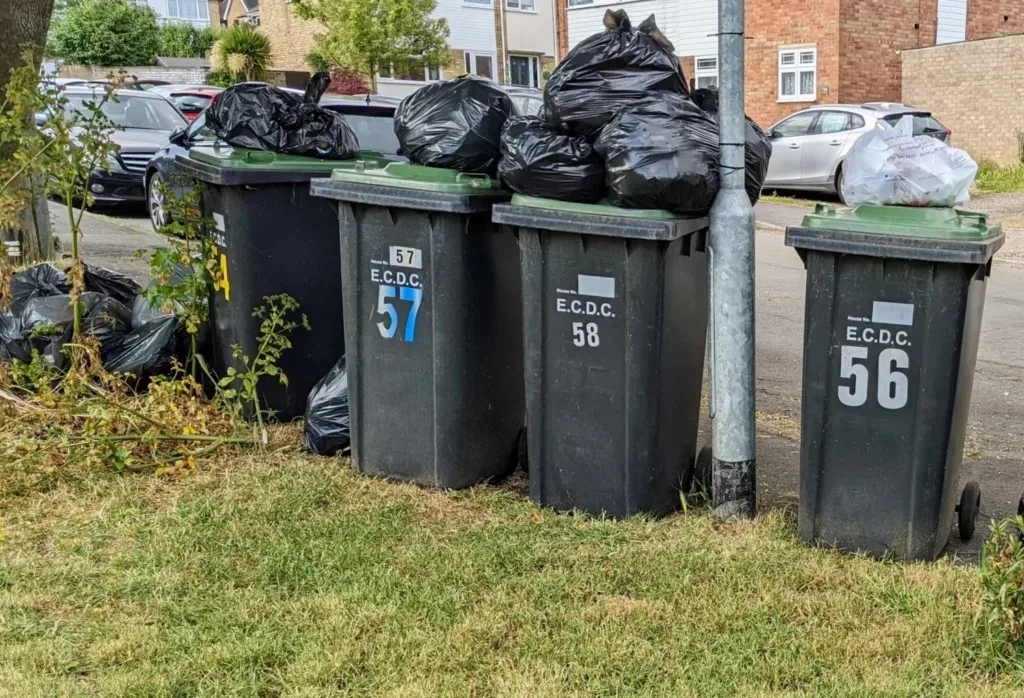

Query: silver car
[{"left": 762, "top": 103, "right": 950, "bottom": 202}]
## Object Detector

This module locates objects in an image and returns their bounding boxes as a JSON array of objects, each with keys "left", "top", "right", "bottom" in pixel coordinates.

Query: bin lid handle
[
  {"left": 813, "top": 203, "right": 836, "bottom": 216},
  {"left": 454, "top": 172, "right": 492, "bottom": 189},
  {"left": 956, "top": 210, "right": 988, "bottom": 229}
]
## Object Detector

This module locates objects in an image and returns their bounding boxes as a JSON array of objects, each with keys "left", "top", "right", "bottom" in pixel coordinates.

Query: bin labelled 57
[{"left": 371, "top": 245, "right": 424, "bottom": 343}]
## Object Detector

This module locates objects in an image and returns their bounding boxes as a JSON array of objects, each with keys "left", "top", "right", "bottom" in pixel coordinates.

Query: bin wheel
[
  {"left": 515, "top": 427, "right": 528, "bottom": 473},
  {"left": 958, "top": 481, "right": 981, "bottom": 541},
  {"left": 689, "top": 446, "right": 713, "bottom": 495}
]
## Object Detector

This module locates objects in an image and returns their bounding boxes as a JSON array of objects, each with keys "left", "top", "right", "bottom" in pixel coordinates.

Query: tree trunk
[{"left": 1, "top": 0, "right": 57, "bottom": 264}]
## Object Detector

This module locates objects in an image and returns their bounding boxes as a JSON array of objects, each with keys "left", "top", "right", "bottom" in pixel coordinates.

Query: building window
[
  {"left": 695, "top": 56, "right": 718, "bottom": 89},
  {"left": 166, "top": 0, "right": 209, "bottom": 21},
  {"left": 568, "top": 0, "right": 592, "bottom": 5},
  {"left": 509, "top": 55, "right": 539, "bottom": 87},
  {"left": 778, "top": 47, "right": 816, "bottom": 102},
  {"left": 463, "top": 0, "right": 492, "bottom": 5},
  {"left": 379, "top": 58, "right": 442, "bottom": 82},
  {"left": 506, "top": 0, "right": 535, "bottom": 9},
  {"left": 464, "top": 51, "right": 496, "bottom": 80}
]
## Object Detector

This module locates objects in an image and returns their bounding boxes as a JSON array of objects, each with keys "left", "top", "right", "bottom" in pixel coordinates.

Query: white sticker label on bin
[
  {"left": 837, "top": 300, "right": 915, "bottom": 411},
  {"left": 577, "top": 274, "right": 615, "bottom": 299},
  {"left": 212, "top": 212, "right": 225, "bottom": 232},
  {"left": 555, "top": 274, "right": 617, "bottom": 349},
  {"left": 389, "top": 246, "right": 422, "bottom": 269}
]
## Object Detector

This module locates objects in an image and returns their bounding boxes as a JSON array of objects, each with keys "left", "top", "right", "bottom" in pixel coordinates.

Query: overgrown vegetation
[
  {"left": 293, "top": 0, "right": 450, "bottom": 92},
  {"left": 977, "top": 516, "right": 1024, "bottom": 673},
  {"left": 157, "top": 24, "right": 219, "bottom": 59},
  {"left": 975, "top": 162, "right": 1024, "bottom": 194},
  {"left": 210, "top": 23, "right": 272, "bottom": 84},
  {"left": 48, "top": 0, "right": 160, "bottom": 66}
]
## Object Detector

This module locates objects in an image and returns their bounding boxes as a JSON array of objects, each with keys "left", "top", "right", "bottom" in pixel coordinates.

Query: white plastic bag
[{"left": 841, "top": 115, "right": 977, "bottom": 207}]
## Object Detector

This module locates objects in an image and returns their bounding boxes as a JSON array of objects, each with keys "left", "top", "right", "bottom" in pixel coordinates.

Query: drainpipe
[{"left": 707, "top": 0, "right": 757, "bottom": 520}]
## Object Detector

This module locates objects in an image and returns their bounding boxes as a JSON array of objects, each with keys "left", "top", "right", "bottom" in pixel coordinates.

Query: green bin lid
[
  {"left": 509, "top": 194, "right": 683, "bottom": 220},
  {"left": 786, "top": 204, "right": 1004, "bottom": 265},
  {"left": 188, "top": 146, "right": 390, "bottom": 172},
  {"left": 328, "top": 162, "right": 502, "bottom": 194}
]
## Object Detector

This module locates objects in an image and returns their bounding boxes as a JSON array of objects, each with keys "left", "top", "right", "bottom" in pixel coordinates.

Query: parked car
[
  {"left": 762, "top": 103, "right": 950, "bottom": 202},
  {"left": 145, "top": 93, "right": 402, "bottom": 231},
  {"left": 505, "top": 86, "right": 544, "bottom": 116},
  {"left": 145, "top": 87, "right": 223, "bottom": 122},
  {"left": 57, "top": 87, "right": 188, "bottom": 207}
]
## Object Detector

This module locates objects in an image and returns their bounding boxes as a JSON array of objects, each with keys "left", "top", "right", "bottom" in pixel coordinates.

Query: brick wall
[
  {"left": 968, "top": 0, "right": 1024, "bottom": 40},
  {"left": 494, "top": 1, "right": 508, "bottom": 84},
  {"left": 260, "top": 0, "right": 321, "bottom": 72},
  {"left": 838, "top": 0, "right": 935, "bottom": 106},
  {"left": 745, "top": 0, "right": 841, "bottom": 128},
  {"left": 679, "top": 55, "right": 695, "bottom": 90},
  {"left": 58, "top": 64, "right": 210, "bottom": 83},
  {"left": 902, "top": 34, "right": 1024, "bottom": 167}
]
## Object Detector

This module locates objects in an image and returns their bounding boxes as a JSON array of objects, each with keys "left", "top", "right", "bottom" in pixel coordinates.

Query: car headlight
[{"left": 104, "top": 153, "right": 126, "bottom": 174}]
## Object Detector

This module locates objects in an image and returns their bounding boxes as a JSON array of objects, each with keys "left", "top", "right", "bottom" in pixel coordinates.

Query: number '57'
[{"left": 376, "top": 285, "right": 423, "bottom": 342}]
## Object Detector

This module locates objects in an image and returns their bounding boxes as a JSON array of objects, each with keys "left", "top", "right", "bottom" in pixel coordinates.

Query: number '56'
[{"left": 838, "top": 345, "right": 909, "bottom": 410}]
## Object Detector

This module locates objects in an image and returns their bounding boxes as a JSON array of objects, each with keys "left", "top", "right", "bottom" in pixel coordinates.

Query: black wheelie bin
[
  {"left": 493, "top": 195, "right": 710, "bottom": 519},
  {"left": 311, "top": 163, "right": 522, "bottom": 489},
  {"left": 786, "top": 204, "right": 1004, "bottom": 560}
]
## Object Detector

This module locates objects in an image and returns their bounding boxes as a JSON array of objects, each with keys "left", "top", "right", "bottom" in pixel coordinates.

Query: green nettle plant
[
  {"left": 976, "top": 516, "right": 1024, "bottom": 672},
  {"left": 141, "top": 177, "right": 218, "bottom": 378}
]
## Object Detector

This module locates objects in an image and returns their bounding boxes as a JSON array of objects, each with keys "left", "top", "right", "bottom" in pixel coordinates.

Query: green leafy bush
[
  {"left": 976, "top": 516, "right": 1024, "bottom": 672},
  {"left": 48, "top": 0, "right": 160, "bottom": 66},
  {"left": 211, "top": 24, "right": 272, "bottom": 83},
  {"left": 157, "top": 24, "right": 218, "bottom": 59}
]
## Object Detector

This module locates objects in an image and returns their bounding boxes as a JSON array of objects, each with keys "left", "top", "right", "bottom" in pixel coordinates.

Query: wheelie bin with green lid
[
  {"left": 310, "top": 163, "right": 521, "bottom": 489},
  {"left": 785, "top": 204, "right": 1004, "bottom": 560},
  {"left": 175, "top": 146, "right": 393, "bottom": 420},
  {"left": 492, "top": 195, "right": 710, "bottom": 519}
]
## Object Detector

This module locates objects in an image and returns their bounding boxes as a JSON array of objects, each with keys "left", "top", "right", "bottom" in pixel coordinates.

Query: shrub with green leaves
[
  {"left": 157, "top": 24, "right": 218, "bottom": 59},
  {"left": 211, "top": 24, "right": 272, "bottom": 83},
  {"left": 976, "top": 516, "right": 1024, "bottom": 672},
  {"left": 48, "top": 0, "right": 160, "bottom": 66}
]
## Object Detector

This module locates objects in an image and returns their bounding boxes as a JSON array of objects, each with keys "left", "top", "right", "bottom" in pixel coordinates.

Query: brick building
[{"left": 562, "top": 0, "right": 1024, "bottom": 128}]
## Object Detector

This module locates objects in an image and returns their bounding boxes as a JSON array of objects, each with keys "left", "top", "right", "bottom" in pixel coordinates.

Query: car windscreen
[
  {"left": 64, "top": 94, "right": 187, "bottom": 131},
  {"left": 341, "top": 114, "right": 400, "bottom": 155},
  {"left": 882, "top": 113, "right": 946, "bottom": 136}
]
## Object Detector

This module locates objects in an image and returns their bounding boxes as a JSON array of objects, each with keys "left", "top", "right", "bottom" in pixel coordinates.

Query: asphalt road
[{"left": 60, "top": 197, "right": 1024, "bottom": 560}]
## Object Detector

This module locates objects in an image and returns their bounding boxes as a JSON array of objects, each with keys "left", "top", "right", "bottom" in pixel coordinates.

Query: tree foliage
[
  {"left": 157, "top": 24, "right": 218, "bottom": 59},
  {"left": 293, "top": 0, "right": 450, "bottom": 88},
  {"left": 48, "top": 0, "right": 159, "bottom": 66},
  {"left": 210, "top": 23, "right": 272, "bottom": 83}
]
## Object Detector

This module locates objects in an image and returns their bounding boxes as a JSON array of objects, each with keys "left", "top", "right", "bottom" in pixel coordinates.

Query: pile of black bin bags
[
  {"left": 1, "top": 263, "right": 181, "bottom": 379},
  {"left": 390, "top": 8, "right": 772, "bottom": 214}
]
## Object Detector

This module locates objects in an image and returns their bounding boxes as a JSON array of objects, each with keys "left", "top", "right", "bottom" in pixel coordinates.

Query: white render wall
[{"left": 566, "top": 0, "right": 718, "bottom": 60}]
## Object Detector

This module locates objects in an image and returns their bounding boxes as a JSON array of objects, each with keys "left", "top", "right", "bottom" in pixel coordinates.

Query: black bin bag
[
  {"left": 595, "top": 92, "right": 720, "bottom": 215},
  {"left": 394, "top": 75, "right": 519, "bottom": 175},
  {"left": 691, "top": 87, "right": 773, "bottom": 205},
  {"left": 304, "top": 356, "right": 350, "bottom": 457},
  {"left": 497, "top": 116, "right": 605, "bottom": 203},
  {"left": 543, "top": 10, "right": 689, "bottom": 138},
  {"left": 205, "top": 72, "right": 359, "bottom": 159}
]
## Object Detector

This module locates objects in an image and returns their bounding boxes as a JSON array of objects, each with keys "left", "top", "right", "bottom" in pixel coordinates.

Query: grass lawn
[
  {"left": 974, "top": 163, "right": 1024, "bottom": 195},
  {"left": 1, "top": 426, "right": 1022, "bottom": 697}
]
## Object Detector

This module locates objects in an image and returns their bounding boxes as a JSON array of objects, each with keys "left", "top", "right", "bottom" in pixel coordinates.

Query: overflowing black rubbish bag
[
  {"left": 1, "top": 263, "right": 181, "bottom": 378},
  {"left": 595, "top": 93, "right": 720, "bottom": 215},
  {"left": 394, "top": 75, "right": 519, "bottom": 175},
  {"left": 497, "top": 116, "right": 605, "bottom": 203},
  {"left": 303, "top": 356, "right": 350, "bottom": 457},
  {"left": 205, "top": 72, "right": 360, "bottom": 159},
  {"left": 691, "top": 87, "right": 773, "bottom": 205},
  {"left": 543, "top": 10, "right": 689, "bottom": 138}
]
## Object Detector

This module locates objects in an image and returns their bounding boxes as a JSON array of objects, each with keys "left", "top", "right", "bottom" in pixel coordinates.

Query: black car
[
  {"left": 145, "top": 93, "right": 403, "bottom": 231},
  {"left": 59, "top": 87, "right": 188, "bottom": 206}
]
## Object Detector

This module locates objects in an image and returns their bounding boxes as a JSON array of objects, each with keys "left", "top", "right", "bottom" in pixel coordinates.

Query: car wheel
[
  {"left": 147, "top": 171, "right": 168, "bottom": 232},
  {"left": 835, "top": 165, "right": 847, "bottom": 206}
]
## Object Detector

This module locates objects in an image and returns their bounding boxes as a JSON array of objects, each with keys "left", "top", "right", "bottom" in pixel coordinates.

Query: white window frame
[
  {"left": 377, "top": 60, "right": 444, "bottom": 85},
  {"left": 464, "top": 51, "right": 498, "bottom": 81},
  {"left": 567, "top": 0, "right": 593, "bottom": 6},
  {"left": 508, "top": 54, "right": 540, "bottom": 88},
  {"left": 694, "top": 56, "right": 718, "bottom": 90},
  {"left": 463, "top": 0, "right": 493, "bottom": 6},
  {"left": 506, "top": 0, "right": 536, "bottom": 10},
  {"left": 778, "top": 47, "right": 817, "bottom": 103},
  {"left": 165, "top": 0, "right": 209, "bottom": 21}
]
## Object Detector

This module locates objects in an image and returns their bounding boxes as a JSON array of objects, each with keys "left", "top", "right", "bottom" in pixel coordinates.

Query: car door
[
  {"left": 764, "top": 111, "right": 819, "bottom": 187},
  {"left": 800, "top": 110, "right": 855, "bottom": 186}
]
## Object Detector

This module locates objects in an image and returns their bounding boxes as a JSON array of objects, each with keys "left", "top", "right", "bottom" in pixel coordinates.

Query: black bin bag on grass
[
  {"left": 205, "top": 72, "right": 359, "bottom": 159},
  {"left": 394, "top": 75, "right": 519, "bottom": 175},
  {"left": 9, "top": 263, "right": 70, "bottom": 315},
  {"left": 304, "top": 356, "right": 350, "bottom": 457},
  {"left": 498, "top": 116, "right": 605, "bottom": 203},
  {"left": 543, "top": 10, "right": 689, "bottom": 138},
  {"left": 691, "top": 87, "right": 773, "bottom": 205},
  {"left": 595, "top": 93, "right": 720, "bottom": 215}
]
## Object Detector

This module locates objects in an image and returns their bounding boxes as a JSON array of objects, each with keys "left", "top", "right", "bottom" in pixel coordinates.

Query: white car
[{"left": 762, "top": 103, "right": 950, "bottom": 202}]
